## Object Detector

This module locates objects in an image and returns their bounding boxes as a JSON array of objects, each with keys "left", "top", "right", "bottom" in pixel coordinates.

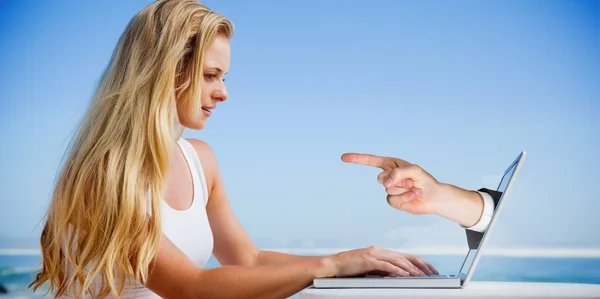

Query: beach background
[
  {"left": 2, "top": 249, "right": 600, "bottom": 298},
  {"left": 1, "top": 0, "right": 598, "bottom": 298}
]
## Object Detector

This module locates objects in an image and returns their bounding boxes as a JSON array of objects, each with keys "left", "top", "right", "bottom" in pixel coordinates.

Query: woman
[{"left": 29, "top": 1, "right": 488, "bottom": 298}]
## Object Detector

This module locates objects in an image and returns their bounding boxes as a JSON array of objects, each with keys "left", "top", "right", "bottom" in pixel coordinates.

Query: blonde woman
[{"left": 29, "top": 1, "right": 441, "bottom": 298}]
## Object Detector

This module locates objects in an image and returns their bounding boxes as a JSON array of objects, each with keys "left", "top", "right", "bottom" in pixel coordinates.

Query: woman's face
[{"left": 178, "top": 34, "right": 230, "bottom": 130}]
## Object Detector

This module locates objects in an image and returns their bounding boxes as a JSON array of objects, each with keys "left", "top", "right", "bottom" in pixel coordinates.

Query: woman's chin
[{"left": 181, "top": 118, "right": 207, "bottom": 131}]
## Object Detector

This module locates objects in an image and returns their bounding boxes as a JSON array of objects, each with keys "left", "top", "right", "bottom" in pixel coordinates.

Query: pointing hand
[{"left": 341, "top": 153, "right": 442, "bottom": 215}]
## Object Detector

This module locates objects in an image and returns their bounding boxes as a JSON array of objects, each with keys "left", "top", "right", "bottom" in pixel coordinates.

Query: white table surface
[{"left": 299, "top": 281, "right": 600, "bottom": 299}]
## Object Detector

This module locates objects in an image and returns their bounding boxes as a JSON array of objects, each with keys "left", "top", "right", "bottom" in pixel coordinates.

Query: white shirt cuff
[{"left": 460, "top": 191, "right": 494, "bottom": 233}]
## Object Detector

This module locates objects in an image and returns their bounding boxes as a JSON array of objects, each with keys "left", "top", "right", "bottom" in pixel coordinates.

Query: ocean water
[{"left": 1, "top": 253, "right": 599, "bottom": 298}]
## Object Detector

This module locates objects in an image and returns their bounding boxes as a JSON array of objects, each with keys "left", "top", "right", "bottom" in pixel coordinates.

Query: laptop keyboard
[
  {"left": 383, "top": 274, "right": 455, "bottom": 279},
  {"left": 364, "top": 274, "right": 456, "bottom": 278}
]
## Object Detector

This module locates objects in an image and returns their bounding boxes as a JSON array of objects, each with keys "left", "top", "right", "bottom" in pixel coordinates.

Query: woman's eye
[{"left": 204, "top": 74, "right": 217, "bottom": 80}]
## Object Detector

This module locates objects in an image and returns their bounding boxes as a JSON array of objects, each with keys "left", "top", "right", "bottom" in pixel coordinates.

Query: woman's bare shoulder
[
  {"left": 184, "top": 138, "right": 218, "bottom": 164},
  {"left": 184, "top": 138, "right": 220, "bottom": 186}
]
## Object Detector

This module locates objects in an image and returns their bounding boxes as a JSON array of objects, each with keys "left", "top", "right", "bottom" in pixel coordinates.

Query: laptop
[{"left": 312, "top": 151, "right": 527, "bottom": 289}]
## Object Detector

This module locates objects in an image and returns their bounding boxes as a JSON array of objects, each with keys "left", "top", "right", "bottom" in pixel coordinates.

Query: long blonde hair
[{"left": 29, "top": 1, "right": 233, "bottom": 297}]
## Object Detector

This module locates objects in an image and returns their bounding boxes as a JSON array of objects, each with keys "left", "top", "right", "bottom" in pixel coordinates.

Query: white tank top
[{"left": 61, "top": 138, "right": 214, "bottom": 298}]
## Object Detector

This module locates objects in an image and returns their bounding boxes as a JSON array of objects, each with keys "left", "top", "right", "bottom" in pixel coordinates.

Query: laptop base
[{"left": 313, "top": 275, "right": 462, "bottom": 289}]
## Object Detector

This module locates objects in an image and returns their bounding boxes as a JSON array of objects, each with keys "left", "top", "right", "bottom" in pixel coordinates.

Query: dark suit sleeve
[{"left": 465, "top": 188, "right": 503, "bottom": 249}]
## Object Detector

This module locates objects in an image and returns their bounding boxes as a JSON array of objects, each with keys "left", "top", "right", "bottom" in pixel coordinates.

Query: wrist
[
  {"left": 314, "top": 255, "right": 338, "bottom": 278},
  {"left": 433, "top": 183, "right": 484, "bottom": 227}
]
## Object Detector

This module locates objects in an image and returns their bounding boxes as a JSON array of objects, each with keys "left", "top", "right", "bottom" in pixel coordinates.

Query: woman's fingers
[
  {"left": 355, "top": 247, "right": 437, "bottom": 278},
  {"left": 394, "top": 258, "right": 425, "bottom": 276},
  {"left": 424, "top": 259, "right": 439, "bottom": 275},
  {"left": 393, "top": 254, "right": 427, "bottom": 276},
  {"left": 416, "top": 255, "right": 438, "bottom": 275},
  {"left": 364, "top": 247, "right": 413, "bottom": 277},
  {"left": 334, "top": 247, "right": 438, "bottom": 278},
  {"left": 404, "top": 255, "right": 437, "bottom": 275},
  {"left": 370, "top": 259, "right": 410, "bottom": 277},
  {"left": 378, "top": 249, "right": 427, "bottom": 276}
]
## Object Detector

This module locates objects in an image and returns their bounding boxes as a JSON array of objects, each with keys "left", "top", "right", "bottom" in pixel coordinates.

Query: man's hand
[
  {"left": 340, "top": 152, "right": 486, "bottom": 227},
  {"left": 340, "top": 153, "right": 443, "bottom": 215}
]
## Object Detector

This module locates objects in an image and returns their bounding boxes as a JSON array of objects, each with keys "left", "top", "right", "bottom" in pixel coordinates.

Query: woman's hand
[{"left": 326, "top": 246, "right": 438, "bottom": 277}]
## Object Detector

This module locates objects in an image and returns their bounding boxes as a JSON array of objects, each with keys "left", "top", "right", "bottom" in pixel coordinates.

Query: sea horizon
[
  {"left": 2, "top": 251, "right": 600, "bottom": 299},
  {"left": 2, "top": 246, "right": 600, "bottom": 258}
]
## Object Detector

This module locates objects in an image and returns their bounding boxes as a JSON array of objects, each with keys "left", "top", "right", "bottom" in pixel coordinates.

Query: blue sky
[{"left": 0, "top": 0, "right": 598, "bottom": 251}]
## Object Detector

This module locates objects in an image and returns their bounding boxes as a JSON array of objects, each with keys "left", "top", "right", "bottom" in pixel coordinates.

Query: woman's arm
[
  {"left": 255, "top": 251, "right": 323, "bottom": 265},
  {"left": 145, "top": 233, "right": 334, "bottom": 299},
  {"left": 145, "top": 233, "right": 437, "bottom": 299}
]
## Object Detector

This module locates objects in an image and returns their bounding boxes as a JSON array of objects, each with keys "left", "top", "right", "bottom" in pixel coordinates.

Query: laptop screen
[{"left": 457, "top": 155, "right": 520, "bottom": 276}]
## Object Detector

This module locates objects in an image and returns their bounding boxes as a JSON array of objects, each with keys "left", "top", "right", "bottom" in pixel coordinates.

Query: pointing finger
[{"left": 341, "top": 153, "right": 387, "bottom": 169}]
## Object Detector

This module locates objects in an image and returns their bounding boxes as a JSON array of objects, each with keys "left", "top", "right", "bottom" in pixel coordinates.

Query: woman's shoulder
[
  {"left": 183, "top": 138, "right": 220, "bottom": 184},
  {"left": 183, "top": 138, "right": 215, "bottom": 161}
]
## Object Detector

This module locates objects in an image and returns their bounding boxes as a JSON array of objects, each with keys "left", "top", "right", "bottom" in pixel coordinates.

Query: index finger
[{"left": 341, "top": 153, "right": 387, "bottom": 169}]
